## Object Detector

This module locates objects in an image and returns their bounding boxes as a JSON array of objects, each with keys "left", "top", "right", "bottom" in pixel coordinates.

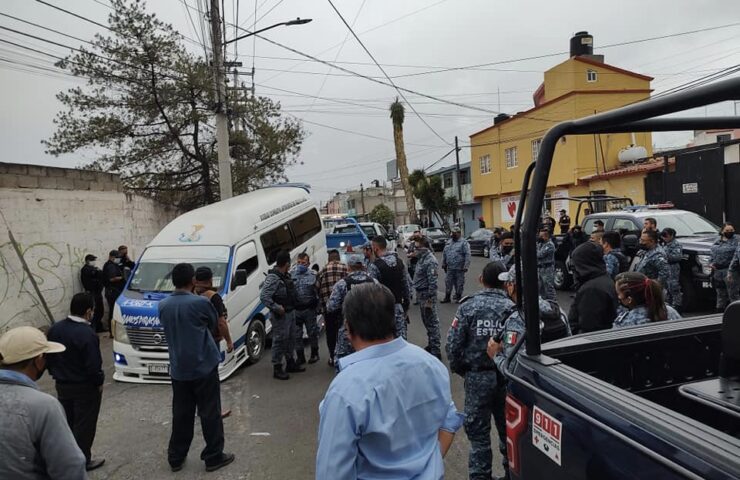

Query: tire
[
  {"left": 679, "top": 273, "right": 697, "bottom": 313},
  {"left": 554, "top": 260, "right": 573, "bottom": 290},
  {"left": 245, "top": 319, "right": 266, "bottom": 365}
]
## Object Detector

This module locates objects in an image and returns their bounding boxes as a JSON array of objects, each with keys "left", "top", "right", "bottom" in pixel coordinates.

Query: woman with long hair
[{"left": 613, "top": 272, "right": 681, "bottom": 328}]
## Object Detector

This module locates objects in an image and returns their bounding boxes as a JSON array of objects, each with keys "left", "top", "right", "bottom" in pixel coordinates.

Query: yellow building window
[
  {"left": 587, "top": 69, "right": 598, "bottom": 82},
  {"left": 531, "top": 138, "right": 542, "bottom": 163},
  {"left": 505, "top": 147, "right": 518, "bottom": 169},
  {"left": 479, "top": 154, "right": 491, "bottom": 175}
]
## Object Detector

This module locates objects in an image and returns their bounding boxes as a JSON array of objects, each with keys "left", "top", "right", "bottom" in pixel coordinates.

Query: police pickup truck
[
  {"left": 554, "top": 204, "right": 719, "bottom": 311},
  {"left": 504, "top": 78, "right": 740, "bottom": 479}
]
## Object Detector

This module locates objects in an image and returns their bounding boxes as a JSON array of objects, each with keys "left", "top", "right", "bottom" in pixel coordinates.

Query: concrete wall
[{"left": 0, "top": 163, "right": 180, "bottom": 332}]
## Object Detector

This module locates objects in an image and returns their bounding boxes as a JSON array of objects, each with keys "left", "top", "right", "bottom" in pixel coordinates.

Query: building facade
[
  {"left": 470, "top": 33, "right": 654, "bottom": 228},
  {"left": 326, "top": 179, "right": 410, "bottom": 226},
  {"left": 416, "top": 162, "right": 481, "bottom": 234}
]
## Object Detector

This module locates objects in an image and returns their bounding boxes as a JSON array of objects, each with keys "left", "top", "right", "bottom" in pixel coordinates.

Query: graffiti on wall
[{"left": 0, "top": 241, "right": 90, "bottom": 331}]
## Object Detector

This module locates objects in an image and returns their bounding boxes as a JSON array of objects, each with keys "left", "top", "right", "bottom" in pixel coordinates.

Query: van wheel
[
  {"left": 245, "top": 319, "right": 265, "bottom": 365},
  {"left": 679, "top": 273, "right": 696, "bottom": 312},
  {"left": 554, "top": 260, "right": 572, "bottom": 290}
]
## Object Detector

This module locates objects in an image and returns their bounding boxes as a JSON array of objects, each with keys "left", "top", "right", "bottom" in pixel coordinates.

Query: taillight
[{"left": 506, "top": 394, "right": 529, "bottom": 476}]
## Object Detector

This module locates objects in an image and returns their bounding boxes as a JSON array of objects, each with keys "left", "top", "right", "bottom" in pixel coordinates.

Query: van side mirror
[{"left": 232, "top": 269, "right": 248, "bottom": 289}]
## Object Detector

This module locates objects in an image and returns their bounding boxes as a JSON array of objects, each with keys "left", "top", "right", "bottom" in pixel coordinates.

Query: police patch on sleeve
[{"left": 504, "top": 331, "right": 518, "bottom": 345}]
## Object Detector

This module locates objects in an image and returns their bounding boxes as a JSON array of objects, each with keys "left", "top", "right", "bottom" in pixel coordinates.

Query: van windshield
[{"left": 128, "top": 245, "right": 230, "bottom": 293}]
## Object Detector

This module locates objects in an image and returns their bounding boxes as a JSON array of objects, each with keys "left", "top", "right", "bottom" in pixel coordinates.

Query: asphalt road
[{"left": 35, "top": 252, "right": 577, "bottom": 480}]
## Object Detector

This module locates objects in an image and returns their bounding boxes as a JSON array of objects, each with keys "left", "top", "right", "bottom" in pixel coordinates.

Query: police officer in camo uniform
[
  {"left": 660, "top": 228, "right": 683, "bottom": 309},
  {"left": 413, "top": 236, "right": 442, "bottom": 358},
  {"left": 260, "top": 250, "right": 304, "bottom": 380},
  {"left": 635, "top": 229, "right": 670, "bottom": 289},
  {"left": 367, "top": 236, "right": 412, "bottom": 339},
  {"left": 326, "top": 254, "right": 376, "bottom": 364},
  {"left": 536, "top": 227, "right": 557, "bottom": 301},
  {"left": 446, "top": 261, "right": 516, "bottom": 480},
  {"left": 711, "top": 222, "right": 739, "bottom": 310},
  {"left": 290, "top": 252, "right": 320, "bottom": 365},
  {"left": 441, "top": 227, "right": 471, "bottom": 304}
]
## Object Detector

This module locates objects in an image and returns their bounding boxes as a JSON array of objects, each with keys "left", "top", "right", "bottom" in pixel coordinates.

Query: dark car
[
  {"left": 422, "top": 227, "right": 448, "bottom": 251},
  {"left": 466, "top": 228, "right": 494, "bottom": 257}
]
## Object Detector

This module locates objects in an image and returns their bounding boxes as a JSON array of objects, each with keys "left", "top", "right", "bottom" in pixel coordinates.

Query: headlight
[
  {"left": 111, "top": 304, "right": 130, "bottom": 344},
  {"left": 696, "top": 254, "right": 712, "bottom": 275}
]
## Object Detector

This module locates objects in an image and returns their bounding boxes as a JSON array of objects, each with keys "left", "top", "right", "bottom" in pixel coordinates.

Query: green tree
[
  {"left": 408, "top": 169, "right": 459, "bottom": 226},
  {"left": 44, "top": 0, "right": 303, "bottom": 210},
  {"left": 369, "top": 203, "right": 395, "bottom": 226}
]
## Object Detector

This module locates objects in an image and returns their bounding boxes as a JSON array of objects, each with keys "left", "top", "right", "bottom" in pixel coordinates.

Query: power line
[{"left": 326, "top": 0, "right": 450, "bottom": 146}]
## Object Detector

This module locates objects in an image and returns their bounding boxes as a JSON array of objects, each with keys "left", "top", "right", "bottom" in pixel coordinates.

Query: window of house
[
  {"left": 587, "top": 69, "right": 598, "bottom": 82},
  {"left": 458, "top": 169, "right": 470, "bottom": 185},
  {"left": 505, "top": 147, "right": 518, "bottom": 169},
  {"left": 261, "top": 223, "right": 294, "bottom": 264},
  {"left": 290, "top": 209, "right": 322, "bottom": 246},
  {"left": 347, "top": 199, "right": 356, "bottom": 210},
  {"left": 479, "top": 155, "right": 491, "bottom": 174},
  {"left": 443, "top": 172, "right": 453, "bottom": 189},
  {"left": 717, "top": 133, "right": 732, "bottom": 143},
  {"left": 588, "top": 189, "right": 607, "bottom": 213},
  {"left": 531, "top": 138, "right": 542, "bottom": 163}
]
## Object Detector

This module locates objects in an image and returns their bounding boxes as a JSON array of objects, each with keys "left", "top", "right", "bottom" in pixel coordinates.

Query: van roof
[{"left": 149, "top": 186, "right": 314, "bottom": 247}]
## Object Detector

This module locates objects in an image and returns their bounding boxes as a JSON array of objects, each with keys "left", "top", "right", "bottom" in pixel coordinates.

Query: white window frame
[
  {"left": 587, "top": 69, "right": 598, "bottom": 82},
  {"left": 505, "top": 147, "right": 518, "bottom": 169},
  {"left": 531, "top": 138, "right": 542, "bottom": 163},
  {"left": 479, "top": 154, "right": 491, "bottom": 175}
]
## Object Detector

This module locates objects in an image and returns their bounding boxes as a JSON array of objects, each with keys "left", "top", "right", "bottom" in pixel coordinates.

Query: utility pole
[
  {"left": 209, "top": 0, "right": 233, "bottom": 200},
  {"left": 454, "top": 136, "right": 463, "bottom": 232},
  {"left": 360, "top": 183, "right": 366, "bottom": 219}
]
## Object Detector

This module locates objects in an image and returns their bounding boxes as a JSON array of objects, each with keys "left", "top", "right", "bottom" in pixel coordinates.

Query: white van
[{"left": 111, "top": 185, "right": 327, "bottom": 383}]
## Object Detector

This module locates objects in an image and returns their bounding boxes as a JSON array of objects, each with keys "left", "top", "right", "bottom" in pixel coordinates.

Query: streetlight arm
[{"left": 223, "top": 18, "right": 312, "bottom": 46}]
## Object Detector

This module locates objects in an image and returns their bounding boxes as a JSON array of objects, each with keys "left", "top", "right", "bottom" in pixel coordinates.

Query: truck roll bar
[{"left": 519, "top": 77, "right": 740, "bottom": 358}]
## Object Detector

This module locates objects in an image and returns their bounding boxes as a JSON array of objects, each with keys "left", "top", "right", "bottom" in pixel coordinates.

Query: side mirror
[{"left": 232, "top": 269, "right": 248, "bottom": 289}]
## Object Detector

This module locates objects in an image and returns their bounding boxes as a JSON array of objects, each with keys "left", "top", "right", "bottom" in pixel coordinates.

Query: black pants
[
  {"left": 88, "top": 290, "right": 105, "bottom": 332},
  {"left": 324, "top": 311, "right": 342, "bottom": 360},
  {"left": 56, "top": 383, "right": 102, "bottom": 463},
  {"left": 169, "top": 368, "right": 224, "bottom": 467},
  {"left": 105, "top": 290, "right": 120, "bottom": 324}
]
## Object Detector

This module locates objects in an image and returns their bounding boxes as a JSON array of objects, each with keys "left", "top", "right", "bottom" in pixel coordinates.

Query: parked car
[
  {"left": 397, "top": 224, "right": 421, "bottom": 249},
  {"left": 422, "top": 227, "right": 448, "bottom": 251},
  {"left": 466, "top": 228, "right": 494, "bottom": 257},
  {"left": 554, "top": 206, "right": 718, "bottom": 311},
  {"left": 357, "top": 222, "right": 397, "bottom": 250}
]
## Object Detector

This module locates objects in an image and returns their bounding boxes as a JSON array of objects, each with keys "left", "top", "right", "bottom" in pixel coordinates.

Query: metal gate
[{"left": 725, "top": 163, "right": 740, "bottom": 226}]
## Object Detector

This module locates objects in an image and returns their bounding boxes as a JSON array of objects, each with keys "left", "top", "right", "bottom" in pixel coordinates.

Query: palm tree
[{"left": 390, "top": 98, "right": 418, "bottom": 224}]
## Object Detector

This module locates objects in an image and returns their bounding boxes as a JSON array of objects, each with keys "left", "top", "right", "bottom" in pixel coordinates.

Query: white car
[
  {"left": 358, "top": 222, "right": 397, "bottom": 251},
  {"left": 397, "top": 224, "right": 422, "bottom": 249}
]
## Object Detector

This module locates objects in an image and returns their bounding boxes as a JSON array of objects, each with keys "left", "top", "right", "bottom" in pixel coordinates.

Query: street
[{"left": 33, "top": 251, "right": 657, "bottom": 480}]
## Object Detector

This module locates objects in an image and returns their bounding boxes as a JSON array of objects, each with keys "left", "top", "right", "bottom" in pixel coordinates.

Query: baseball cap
[
  {"left": 84, "top": 254, "right": 97, "bottom": 262},
  {"left": 498, "top": 266, "right": 517, "bottom": 283},
  {"left": 109, "top": 250, "right": 120, "bottom": 258},
  {"left": 0, "top": 326, "right": 65, "bottom": 365},
  {"left": 346, "top": 253, "right": 365, "bottom": 266}
]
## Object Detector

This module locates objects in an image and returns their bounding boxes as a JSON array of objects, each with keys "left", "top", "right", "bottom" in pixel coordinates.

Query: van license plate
[
  {"left": 148, "top": 364, "right": 169, "bottom": 375},
  {"left": 702, "top": 281, "right": 711, "bottom": 289}
]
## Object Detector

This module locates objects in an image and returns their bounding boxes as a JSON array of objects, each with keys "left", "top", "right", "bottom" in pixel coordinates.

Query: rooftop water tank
[{"left": 570, "top": 31, "right": 594, "bottom": 57}]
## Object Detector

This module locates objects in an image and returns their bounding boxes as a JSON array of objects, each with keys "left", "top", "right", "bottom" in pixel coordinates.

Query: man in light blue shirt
[{"left": 316, "top": 283, "right": 464, "bottom": 479}]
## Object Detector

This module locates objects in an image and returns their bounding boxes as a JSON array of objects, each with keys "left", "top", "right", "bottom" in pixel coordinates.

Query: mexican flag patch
[
  {"left": 504, "top": 331, "right": 518, "bottom": 345},
  {"left": 451, "top": 317, "right": 459, "bottom": 328}
]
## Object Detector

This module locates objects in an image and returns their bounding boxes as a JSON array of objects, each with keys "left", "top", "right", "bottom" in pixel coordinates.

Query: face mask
[
  {"left": 537, "top": 237, "right": 545, "bottom": 243},
  {"left": 638, "top": 243, "right": 649, "bottom": 251},
  {"left": 87, "top": 261, "right": 96, "bottom": 267},
  {"left": 724, "top": 231, "right": 735, "bottom": 239},
  {"left": 501, "top": 246, "right": 513, "bottom": 255},
  {"left": 114, "top": 258, "right": 121, "bottom": 264},
  {"left": 296, "top": 264, "right": 308, "bottom": 274}
]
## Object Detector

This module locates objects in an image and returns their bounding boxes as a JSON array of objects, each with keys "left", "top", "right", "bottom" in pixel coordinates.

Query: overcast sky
[{"left": 1, "top": 0, "right": 739, "bottom": 203}]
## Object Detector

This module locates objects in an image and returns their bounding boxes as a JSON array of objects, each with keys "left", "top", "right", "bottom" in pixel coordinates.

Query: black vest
[
  {"left": 345, "top": 275, "right": 374, "bottom": 291},
  {"left": 373, "top": 257, "right": 405, "bottom": 304}
]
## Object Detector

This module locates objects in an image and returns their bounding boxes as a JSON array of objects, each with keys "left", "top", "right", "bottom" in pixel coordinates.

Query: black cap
[
  {"left": 84, "top": 254, "right": 97, "bottom": 262},
  {"left": 195, "top": 266, "right": 213, "bottom": 281},
  {"left": 560, "top": 209, "right": 566, "bottom": 213},
  {"left": 108, "top": 250, "right": 120, "bottom": 258},
  {"left": 594, "top": 220, "right": 604, "bottom": 226}
]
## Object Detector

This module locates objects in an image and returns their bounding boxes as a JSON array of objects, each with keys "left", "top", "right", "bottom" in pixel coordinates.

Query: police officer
[
  {"left": 613, "top": 272, "right": 682, "bottom": 327},
  {"left": 601, "top": 231, "right": 629, "bottom": 280},
  {"left": 536, "top": 227, "right": 557, "bottom": 301},
  {"left": 661, "top": 228, "right": 683, "bottom": 309},
  {"left": 441, "top": 227, "right": 471, "bottom": 304},
  {"left": 367, "top": 236, "right": 411, "bottom": 339},
  {"left": 446, "top": 261, "right": 516, "bottom": 480},
  {"left": 406, "top": 230, "right": 421, "bottom": 280},
  {"left": 635, "top": 229, "right": 670, "bottom": 289},
  {"left": 558, "top": 209, "right": 571, "bottom": 234},
  {"left": 260, "top": 250, "right": 304, "bottom": 380},
  {"left": 80, "top": 254, "right": 105, "bottom": 333},
  {"left": 413, "top": 236, "right": 442, "bottom": 358},
  {"left": 710, "top": 222, "right": 739, "bottom": 311},
  {"left": 326, "top": 254, "right": 375, "bottom": 365},
  {"left": 489, "top": 231, "right": 514, "bottom": 269},
  {"left": 102, "top": 250, "right": 125, "bottom": 326},
  {"left": 291, "top": 253, "right": 320, "bottom": 365}
]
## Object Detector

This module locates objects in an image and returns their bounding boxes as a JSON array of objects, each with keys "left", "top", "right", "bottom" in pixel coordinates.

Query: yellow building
[{"left": 470, "top": 33, "right": 654, "bottom": 227}]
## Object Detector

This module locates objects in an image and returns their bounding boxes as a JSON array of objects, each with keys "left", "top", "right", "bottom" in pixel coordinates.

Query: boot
[
  {"left": 296, "top": 350, "right": 307, "bottom": 366},
  {"left": 308, "top": 347, "right": 320, "bottom": 364},
  {"left": 286, "top": 358, "right": 306, "bottom": 373},
  {"left": 440, "top": 296, "right": 451, "bottom": 304},
  {"left": 273, "top": 364, "right": 289, "bottom": 380}
]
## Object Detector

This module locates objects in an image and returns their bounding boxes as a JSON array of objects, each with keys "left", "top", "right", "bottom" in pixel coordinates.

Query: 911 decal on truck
[{"left": 532, "top": 406, "right": 562, "bottom": 466}]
